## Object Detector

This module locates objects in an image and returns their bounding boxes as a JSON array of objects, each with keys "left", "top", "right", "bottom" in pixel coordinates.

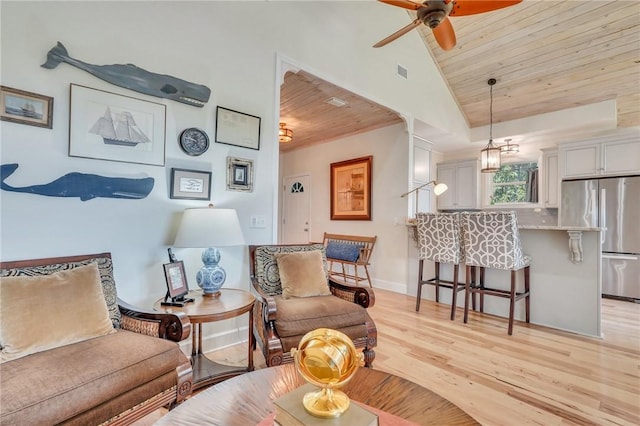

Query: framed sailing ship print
[
  {"left": 0, "top": 85, "right": 53, "bottom": 128},
  {"left": 69, "top": 84, "right": 166, "bottom": 166}
]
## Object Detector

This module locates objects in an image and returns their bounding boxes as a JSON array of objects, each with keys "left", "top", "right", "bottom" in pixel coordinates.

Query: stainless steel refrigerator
[{"left": 560, "top": 176, "right": 640, "bottom": 301}]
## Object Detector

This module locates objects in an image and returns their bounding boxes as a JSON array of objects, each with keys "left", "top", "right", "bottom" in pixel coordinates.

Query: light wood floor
[{"left": 135, "top": 289, "right": 640, "bottom": 425}]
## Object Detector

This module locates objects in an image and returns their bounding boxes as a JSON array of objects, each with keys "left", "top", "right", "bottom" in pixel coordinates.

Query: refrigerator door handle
[
  {"left": 600, "top": 188, "right": 606, "bottom": 244},
  {"left": 602, "top": 254, "right": 639, "bottom": 261}
]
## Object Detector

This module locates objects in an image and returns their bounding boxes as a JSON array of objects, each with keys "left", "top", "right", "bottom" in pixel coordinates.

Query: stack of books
[{"left": 273, "top": 384, "right": 378, "bottom": 426}]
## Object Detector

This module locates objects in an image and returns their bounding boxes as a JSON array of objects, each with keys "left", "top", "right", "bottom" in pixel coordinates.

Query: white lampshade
[
  {"left": 433, "top": 183, "right": 448, "bottom": 196},
  {"left": 174, "top": 206, "right": 245, "bottom": 248}
]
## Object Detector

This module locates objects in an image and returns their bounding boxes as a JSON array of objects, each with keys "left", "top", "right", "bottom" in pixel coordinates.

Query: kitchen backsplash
[{"left": 488, "top": 207, "right": 558, "bottom": 226}]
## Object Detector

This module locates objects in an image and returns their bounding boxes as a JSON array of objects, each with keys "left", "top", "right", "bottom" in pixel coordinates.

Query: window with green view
[{"left": 490, "top": 161, "right": 538, "bottom": 205}]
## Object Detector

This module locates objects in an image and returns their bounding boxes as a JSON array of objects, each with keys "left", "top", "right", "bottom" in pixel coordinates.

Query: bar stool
[
  {"left": 415, "top": 212, "right": 465, "bottom": 320},
  {"left": 461, "top": 211, "right": 531, "bottom": 335}
]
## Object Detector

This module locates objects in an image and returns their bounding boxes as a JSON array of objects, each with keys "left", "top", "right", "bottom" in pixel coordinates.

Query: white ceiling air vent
[
  {"left": 326, "top": 97, "right": 347, "bottom": 107},
  {"left": 397, "top": 64, "right": 408, "bottom": 79}
]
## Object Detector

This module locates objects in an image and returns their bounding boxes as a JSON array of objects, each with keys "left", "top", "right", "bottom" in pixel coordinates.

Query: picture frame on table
[
  {"left": 0, "top": 85, "right": 54, "bottom": 129},
  {"left": 215, "top": 106, "right": 261, "bottom": 150},
  {"left": 330, "top": 156, "right": 372, "bottom": 221},
  {"left": 226, "top": 157, "right": 253, "bottom": 192},
  {"left": 170, "top": 168, "right": 212, "bottom": 200},
  {"left": 69, "top": 84, "right": 166, "bottom": 166},
  {"left": 162, "top": 261, "right": 194, "bottom": 307}
]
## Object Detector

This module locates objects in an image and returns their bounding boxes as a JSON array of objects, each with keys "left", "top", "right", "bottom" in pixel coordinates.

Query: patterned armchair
[
  {"left": 249, "top": 244, "right": 376, "bottom": 367},
  {"left": 415, "top": 212, "right": 465, "bottom": 319},
  {"left": 461, "top": 211, "right": 531, "bottom": 335}
]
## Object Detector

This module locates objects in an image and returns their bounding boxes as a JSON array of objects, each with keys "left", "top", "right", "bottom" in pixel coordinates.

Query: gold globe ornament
[{"left": 291, "top": 328, "right": 365, "bottom": 418}]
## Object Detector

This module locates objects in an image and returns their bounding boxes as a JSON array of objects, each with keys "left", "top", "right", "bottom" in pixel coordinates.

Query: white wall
[
  {"left": 0, "top": 1, "right": 465, "bottom": 351},
  {"left": 280, "top": 123, "right": 411, "bottom": 292}
]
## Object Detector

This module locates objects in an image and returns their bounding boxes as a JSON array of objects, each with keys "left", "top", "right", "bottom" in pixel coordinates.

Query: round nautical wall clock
[{"left": 179, "top": 128, "right": 209, "bottom": 156}]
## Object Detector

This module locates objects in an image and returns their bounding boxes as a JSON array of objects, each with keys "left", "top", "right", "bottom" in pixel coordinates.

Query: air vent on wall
[{"left": 397, "top": 64, "right": 408, "bottom": 79}]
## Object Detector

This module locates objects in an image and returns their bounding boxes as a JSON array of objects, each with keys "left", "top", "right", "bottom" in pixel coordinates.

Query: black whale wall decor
[{"left": 41, "top": 42, "right": 211, "bottom": 108}]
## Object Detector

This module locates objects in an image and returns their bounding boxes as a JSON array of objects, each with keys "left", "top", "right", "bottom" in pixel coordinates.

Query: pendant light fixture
[
  {"left": 480, "top": 78, "right": 501, "bottom": 173},
  {"left": 501, "top": 138, "right": 519, "bottom": 155},
  {"left": 279, "top": 122, "right": 293, "bottom": 143}
]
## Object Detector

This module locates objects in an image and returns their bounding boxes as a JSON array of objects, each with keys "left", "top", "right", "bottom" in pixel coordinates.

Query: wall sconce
[
  {"left": 400, "top": 180, "right": 448, "bottom": 216},
  {"left": 279, "top": 122, "right": 293, "bottom": 143}
]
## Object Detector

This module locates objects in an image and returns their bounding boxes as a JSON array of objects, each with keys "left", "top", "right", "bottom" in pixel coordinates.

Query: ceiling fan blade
[
  {"left": 432, "top": 17, "right": 456, "bottom": 50},
  {"left": 377, "top": 0, "right": 425, "bottom": 10},
  {"left": 449, "top": 0, "right": 522, "bottom": 17},
  {"left": 373, "top": 19, "right": 422, "bottom": 48}
]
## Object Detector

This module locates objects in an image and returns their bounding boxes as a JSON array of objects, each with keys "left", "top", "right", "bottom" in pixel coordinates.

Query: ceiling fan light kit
[
  {"left": 373, "top": 0, "right": 522, "bottom": 51},
  {"left": 279, "top": 122, "right": 293, "bottom": 143},
  {"left": 481, "top": 78, "right": 502, "bottom": 173}
]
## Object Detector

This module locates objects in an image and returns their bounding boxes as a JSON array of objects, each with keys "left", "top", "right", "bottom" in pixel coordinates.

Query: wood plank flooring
[{"left": 135, "top": 289, "right": 640, "bottom": 425}]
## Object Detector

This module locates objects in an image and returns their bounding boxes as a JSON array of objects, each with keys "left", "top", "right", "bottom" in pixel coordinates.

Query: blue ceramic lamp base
[{"left": 196, "top": 247, "right": 226, "bottom": 297}]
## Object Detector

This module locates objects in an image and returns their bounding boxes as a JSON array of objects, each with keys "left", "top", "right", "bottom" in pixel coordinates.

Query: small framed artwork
[
  {"left": 215, "top": 106, "right": 261, "bottom": 150},
  {"left": 69, "top": 84, "right": 166, "bottom": 166},
  {"left": 330, "top": 156, "right": 372, "bottom": 220},
  {"left": 170, "top": 168, "right": 212, "bottom": 200},
  {"left": 162, "top": 261, "right": 194, "bottom": 306},
  {"left": 226, "top": 157, "right": 254, "bottom": 192},
  {"left": 0, "top": 85, "right": 53, "bottom": 128}
]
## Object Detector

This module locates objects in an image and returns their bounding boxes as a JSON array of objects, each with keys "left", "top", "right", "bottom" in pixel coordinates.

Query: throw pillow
[
  {"left": 326, "top": 242, "right": 361, "bottom": 262},
  {"left": 0, "top": 262, "right": 115, "bottom": 363},
  {"left": 274, "top": 250, "right": 331, "bottom": 299}
]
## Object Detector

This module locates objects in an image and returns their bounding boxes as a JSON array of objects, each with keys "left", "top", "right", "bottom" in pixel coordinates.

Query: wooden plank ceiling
[
  {"left": 279, "top": 70, "right": 403, "bottom": 153},
  {"left": 280, "top": 0, "right": 640, "bottom": 152}
]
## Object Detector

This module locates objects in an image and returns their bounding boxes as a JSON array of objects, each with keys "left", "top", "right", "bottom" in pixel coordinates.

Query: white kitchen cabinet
[
  {"left": 436, "top": 160, "right": 479, "bottom": 210},
  {"left": 560, "top": 138, "right": 640, "bottom": 178},
  {"left": 541, "top": 149, "right": 559, "bottom": 208}
]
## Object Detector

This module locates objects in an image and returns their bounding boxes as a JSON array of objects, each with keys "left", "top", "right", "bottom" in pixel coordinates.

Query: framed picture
[
  {"left": 69, "top": 84, "right": 166, "bottom": 166},
  {"left": 163, "top": 261, "right": 189, "bottom": 299},
  {"left": 330, "top": 156, "right": 372, "bottom": 220},
  {"left": 0, "top": 85, "right": 53, "bottom": 128},
  {"left": 215, "top": 106, "right": 261, "bottom": 150},
  {"left": 170, "top": 168, "right": 212, "bottom": 200},
  {"left": 226, "top": 157, "right": 254, "bottom": 192}
]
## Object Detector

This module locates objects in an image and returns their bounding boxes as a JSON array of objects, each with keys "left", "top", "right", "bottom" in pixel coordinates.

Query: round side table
[{"left": 154, "top": 288, "right": 255, "bottom": 390}]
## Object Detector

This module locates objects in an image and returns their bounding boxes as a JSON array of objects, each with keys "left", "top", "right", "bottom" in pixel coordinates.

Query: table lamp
[{"left": 173, "top": 204, "right": 245, "bottom": 297}]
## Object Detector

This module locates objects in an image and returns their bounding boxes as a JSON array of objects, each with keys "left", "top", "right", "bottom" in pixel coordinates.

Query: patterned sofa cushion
[
  {"left": 325, "top": 241, "right": 361, "bottom": 262},
  {"left": 253, "top": 244, "right": 327, "bottom": 296},
  {"left": 0, "top": 255, "right": 121, "bottom": 328}
]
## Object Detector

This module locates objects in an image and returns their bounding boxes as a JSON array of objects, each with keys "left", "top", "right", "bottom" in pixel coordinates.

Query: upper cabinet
[
  {"left": 436, "top": 159, "right": 479, "bottom": 210},
  {"left": 560, "top": 138, "right": 640, "bottom": 179},
  {"left": 541, "top": 149, "right": 559, "bottom": 208}
]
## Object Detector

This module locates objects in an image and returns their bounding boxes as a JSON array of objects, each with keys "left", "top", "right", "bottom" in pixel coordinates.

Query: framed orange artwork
[{"left": 330, "top": 156, "right": 372, "bottom": 220}]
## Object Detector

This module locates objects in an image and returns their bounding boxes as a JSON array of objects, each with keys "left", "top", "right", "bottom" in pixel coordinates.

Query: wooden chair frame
[{"left": 322, "top": 233, "right": 377, "bottom": 288}]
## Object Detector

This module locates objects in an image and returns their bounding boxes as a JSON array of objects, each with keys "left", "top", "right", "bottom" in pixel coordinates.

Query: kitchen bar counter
[{"left": 408, "top": 225, "right": 603, "bottom": 338}]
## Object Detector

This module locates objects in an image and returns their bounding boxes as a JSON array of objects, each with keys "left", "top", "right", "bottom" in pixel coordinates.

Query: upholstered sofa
[
  {"left": 0, "top": 253, "right": 193, "bottom": 425},
  {"left": 249, "top": 244, "right": 376, "bottom": 368}
]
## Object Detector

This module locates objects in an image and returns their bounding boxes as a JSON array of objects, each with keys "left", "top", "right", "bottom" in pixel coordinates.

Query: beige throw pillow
[
  {"left": 0, "top": 262, "right": 115, "bottom": 363},
  {"left": 275, "top": 250, "right": 331, "bottom": 299}
]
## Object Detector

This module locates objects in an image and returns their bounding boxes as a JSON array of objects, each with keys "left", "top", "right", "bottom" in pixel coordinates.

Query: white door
[{"left": 282, "top": 175, "right": 310, "bottom": 244}]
